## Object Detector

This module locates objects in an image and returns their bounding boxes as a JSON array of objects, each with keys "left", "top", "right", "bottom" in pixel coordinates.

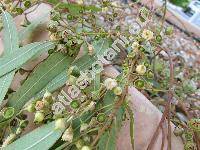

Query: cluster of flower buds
[
  {"left": 0, "top": 0, "right": 40, "bottom": 15},
  {"left": 104, "top": 78, "right": 122, "bottom": 96},
  {"left": 26, "top": 90, "right": 54, "bottom": 123}
]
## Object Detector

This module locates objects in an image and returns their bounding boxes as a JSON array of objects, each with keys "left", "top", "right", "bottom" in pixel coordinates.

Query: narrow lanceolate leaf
[
  {"left": 7, "top": 53, "right": 73, "bottom": 114},
  {"left": 19, "top": 13, "right": 50, "bottom": 41},
  {"left": 98, "top": 92, "right": 125, "bottom": 150},
  {"left": 3, "top": 121, "right": 64, "bottom": 150},
  {"left": 0, "top": 41, "right": 55, "bottom": 77},
  {"left": 35, "top": 71, "right": 67, "bottom": 99},
  {"left": 2, "top": 11, "right": 19, "bottom": 55},
  {"left": 0, "top": 72, "right": 15, "bottom": 103},
  {"left": 0, "top": 11, "right": 19, "bottom": 104}
]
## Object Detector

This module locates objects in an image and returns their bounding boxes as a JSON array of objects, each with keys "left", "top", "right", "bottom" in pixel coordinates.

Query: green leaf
[
  {"left": 0, "top": 72, "right": 15, "bottom": 104},
  {"left": 98, "top": 108, "right": 124, "bottom": 150},
  {"left": 1, "top": 11, "right": 19, "bottom": 56},
  {"left": 98, "top": 92, "right": 125, "bottom": 150},
  {"left": 0, "top": 41, "right": 55, "bottom": 77},
  {"left": 36, "top": 39, "right": 109, "bottom": 99},
  {"left": 7, "top": 53, "right": 73, "bottom": 114},
  {"left": 4, "top": 121, "right": 64, "bottom": 150},
  {"left": 0, "top": 11, "right": 19, "bottom": 104},
  {"left": 35, "top": 71, "right": 67, "bottom": 99},
  {"left": 18, "top": 13, "right": 50, "bottom": 41}
]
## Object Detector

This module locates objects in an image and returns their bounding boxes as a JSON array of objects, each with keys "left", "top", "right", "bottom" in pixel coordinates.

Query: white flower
[
  {"left": 62, "top": 126, "right": 73, "bottom": 142},
  {"left": 131, "top": 41, "right": 139, "bottom": 50},
  {"left": 113, "top": 87, "right": 122, "bottom": 95},
  {"left": 104, "top": 78, "right": 118, "bottom": 90},
  {"left": 55, "top": 118, "right": 65, "bottom": 130},
  {"left": 142, "top": 29, "right": 154, "bottom": 40},
  {"left": 43, "top": 90, "right": 52, "bottom": 99},
  {"left": 81, "top": 146, "right": 91, "bottom": 150},
  {"left": 136, "top": 65, "right": 146, "bottom": 75}
]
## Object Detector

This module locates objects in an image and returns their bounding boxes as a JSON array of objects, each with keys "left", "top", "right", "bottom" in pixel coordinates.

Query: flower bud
[
  {"left": 141, "top": 29, "right": 154, "bottom": 40},
  {"left": 35, "top": 100, "right": 45, "bottom": 111},
  {"left": 136, "top": 65, "right": 146, "bottom": 75},
  {"left": 16, "top": 128, "right": 22, "bottom": 135},
  {"left": 19, "top": 120, "right": 29, "bottom": 129},
  {"left": 89, "top": 117, "right": 97, "bottom": 127},
  {"left": 26, "top": 103, "right": 36, "bottom": 112},
  {"left": 113, "top": 87, "right": 122, "bottom": 95},
  {"left": 34, "top": 112, "right": 45, "bottom": 123},
  {"left": 55, "top": 118, "right": 66, "bottom": 130},
  {"left": 146, "top": 70, "right": 154, "bottom": 79},
  {"left": 62, "top": 126, "right": 73, "bottom": 142},
  {"left": 88, "top": 44, "right": 94, "bottom": 56},
  {"left": 188, "top": 119, "right": 200, "bottom": 132},
  {"left": 80, "top": 123, "right": 89, "bottom": 132},
  {"left": 47, "top": 20, "right": 58, "bottom": 33},
  {"left": 43, "top": 90, "right": 52, "bottom": 99},
  {"left": 67, "top": 75, "right": 77, "bottom": 85},
  {"left": 2, "top": 133, "right": 16, "bottom": 148},
  {"left": 50, "top": 10, "right": 61, "bottom": 21},
  {"left": 165, "top": 26, "right": 173, "bottom": 35},
  {"left": 75, "top": 139, "right": 84, "bottom": 149},
  {"left": 104, "top": 78, "right": 118, "bottom": 90},
  {"left": 81, "top": 146, "right": 91, "bottom": 150},
  {"left": 131, "top": 41, "right": 139, "bottom": 50}
]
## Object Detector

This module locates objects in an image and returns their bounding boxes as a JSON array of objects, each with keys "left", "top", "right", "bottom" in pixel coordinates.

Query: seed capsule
[
  {"left": 70, "top": 100, "right": 80, "bottom": 109},
  {"left": 24, "top": 1, "right": 31, "bottom": 8},
  {"left": 155, "top": 35, "right": 162, "bottom": 43},
  {"left": 97, "top": 113, "right": 106, "bottom": 123},
  {"left": 67, "top": 14, "right": 73, "bottom": 20},
  {"left": 15, "top": 8, "right": 24, "bottom": 15},
  {"left": 134, "top": 79, "right": 145, "bottom": 88},
  {"left": 3, "top": 107, "right": 15, "bottom": 119}
]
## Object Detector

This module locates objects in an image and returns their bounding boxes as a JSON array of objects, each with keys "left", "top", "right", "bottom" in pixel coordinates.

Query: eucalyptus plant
[{"left": 0, "top": 0, "right": 199, "bottom": 150}]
